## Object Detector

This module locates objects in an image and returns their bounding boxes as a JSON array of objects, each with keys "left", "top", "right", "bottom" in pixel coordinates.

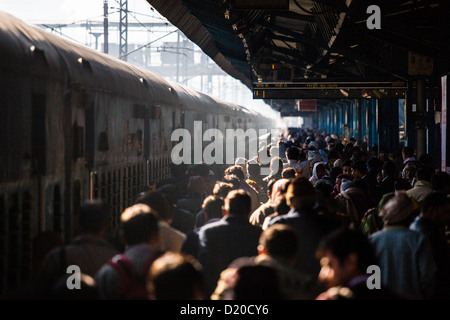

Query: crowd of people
[{"left": 15, "top": 128, "right": 450, "bottom": 300}]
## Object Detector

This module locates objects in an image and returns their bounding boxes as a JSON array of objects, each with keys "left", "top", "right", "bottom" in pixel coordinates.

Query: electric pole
[
  {"left": 103, "top": 0, "right": 108, "bottom": 54},
  {"left": 119, "top": 0, "right": 128, "bottom": 60}
]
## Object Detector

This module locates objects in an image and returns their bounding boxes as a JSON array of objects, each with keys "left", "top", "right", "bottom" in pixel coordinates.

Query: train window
[
  {"left": 98, "top": 131, "right": 109, "bottom": 152},
  {"left": 31, "top": 93, "right": 46, "bottom": 174},
  {"left": 180, "top": 111, "right": 185, "bottom": 128},
  {"left": 72, "top": 123, "right": 84, "bottom": 160},
  {"left": 172, "top": 111, "right": 176, "bottom": 129},
  {"left": 73, "top": 180, "right": 81, "bottom": 219},
  {"left": 133, "top": 104, "right": 147, "bottom": 119},
  {"left": 53, "top": 185, "right": 62, "bottom": 233},
  {"left": 100, "top": 172, "right": 106, "bottom": 199},
  {"left": 149, "top": 106, "right": 161, "bottom": 119},
  {"left": 224, "top": 116, "right": 230, "bottom": 122},
  {"left": 85, "top": 106, "right": 95, "bottom": 169}
]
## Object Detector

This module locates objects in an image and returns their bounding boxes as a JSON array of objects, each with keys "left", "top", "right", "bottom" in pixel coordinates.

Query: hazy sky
[
  {"left": 1, "top": 0, "right": 153, "bottom": 22},
  {"left": 0, "top": 0, "right": 280, "bottom": 118}
]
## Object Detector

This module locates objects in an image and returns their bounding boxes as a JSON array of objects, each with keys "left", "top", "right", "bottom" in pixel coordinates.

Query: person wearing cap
[
  {"left": 334, "top": 177, "right": 375, "bottom": 229},
  {"left": 369, "top": 191, "right": 436, "bottom": 299}
]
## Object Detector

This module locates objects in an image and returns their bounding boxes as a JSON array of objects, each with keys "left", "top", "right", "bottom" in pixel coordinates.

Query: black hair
[
  {"left": 121, "top": 205, "right": 159, "bottom": 246},
  {"left": 431, "top": 171, "right": 450, "bottom": 191},
  {"left": 286, "top": 146, "right": 301, "bottom": 161},
  {"left": 382, "top": 160, "right": 397, "bottom": 177},
  {"left": 136, "top": 190, "right": 171, "bottom": 221},
  {"left": 78, "top": 199, "right": 111, "bottom": 234},
  {"left": 224, "top": 165, "right": 245, "bottom": 180},
  {"left": 225, "top": 190, "right": 251, "bottom": 217},
  {"left": 316, "top": 228, "right": 377, "bottom": 273},
  {"left": 421, "top": 192, "right": 448, "bottom": 214},
  {"left": 351, "top": 160, "right": 368, "bottom": 175}
]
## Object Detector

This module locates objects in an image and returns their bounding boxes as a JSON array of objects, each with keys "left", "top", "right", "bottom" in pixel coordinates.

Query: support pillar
[{"left": 416, "top": 79, "right": 426, "bottom": 160}]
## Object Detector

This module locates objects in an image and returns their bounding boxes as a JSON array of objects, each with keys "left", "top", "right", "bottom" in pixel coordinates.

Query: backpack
[
  {"left": 359, "top": 208, "right": 383, "bottom": 236},
  {"left": 108, "top": 250, "right": 162, "bottom": 300}
]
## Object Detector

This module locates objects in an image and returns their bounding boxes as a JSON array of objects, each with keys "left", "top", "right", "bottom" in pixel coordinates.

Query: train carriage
[{"left": 0, "top": 11, "right": 278, "bottom": 296}]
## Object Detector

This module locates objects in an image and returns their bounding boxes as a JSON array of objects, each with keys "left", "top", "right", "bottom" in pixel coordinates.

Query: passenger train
[{"left": 0, "top": 11, "right": 278, "bottom": 295}]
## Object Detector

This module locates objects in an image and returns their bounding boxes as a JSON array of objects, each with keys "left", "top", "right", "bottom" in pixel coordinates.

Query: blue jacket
[{"left": 369, "top": 227, "right": 436, "bottom": 299}]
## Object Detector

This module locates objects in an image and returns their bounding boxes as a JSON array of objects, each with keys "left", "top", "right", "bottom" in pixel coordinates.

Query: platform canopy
[{"left": 147, "top": 0, "right": 448, "bottom": 111}]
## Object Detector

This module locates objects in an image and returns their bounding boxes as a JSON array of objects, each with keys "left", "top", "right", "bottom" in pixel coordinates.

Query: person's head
[
  {"left": 120, "top": 203, "right": 159, "bottom": 247},
  {"left": 285, "top": 177, "right": 316, "bottom": 210},
  {"left": 367, "top": 156, "right": 383, "bottom": 173},
  {"left": 340, "top": 178, "right": 354, "bottom": 193},
  {"left": 258, "top": 224, "right": 298, "bottom": 265},
  {"left": 327, "top": 140, "right": 336, "bottom": 152},
  {"left": 286, "top": 146, "right": 301, "bottom": 161},
  {"left": 316, "top": 228, "right": 377, "bottom": 288},
  {"left": 416, "top": 167, "right": 433, "bottom": 182},
  {"left": 271, "top": 178, "right": 290, "bottom": 204},
  {"left": 136, "top": 190, "right": 171, "bottom": 222},
  {"left": 169, "top": 162, "right": 187, "bottom": 178},
  {"left": 342, "top": 160, "right": 352, "bottom": 176},
  {"left": 77, "top": 199, "right": 111, "bottom": 236},
  {"left": 330, "top": 166, "right": 343, "bottom": 184},
  {"left": 380, "top": 191, "right": 415, "bottom": 227},
  {"left": 213, "top": 181, "right": 233, "bottom": 198},
  {"left": 431, "top": 171, "right": 450, "bottom": 194},
  {"left": 222, "top": 174, "right": 240, "bottom": 190},
  {"left": 350, "top": 160, "right": 367, "bottom": 179},
  {"left": 402, "top": 146, "right": 414, "bottom": 160},
  {"left": 157, "top": 184, "right": 179, "bottom": 205},
  {"left": 327, "top": 150, "right": 339, "bottom": 166},
  {"left": 148, "top": 252, "right": 204, "bottom": 300},
  {"left": 247, "top": 160, "right": 261, "bottom": 179},
  {"left": 192, "top": 163, "right": 210, "bottom": 177},
  {"left": 315, "top": 181, "right": 334, "bottom": 199},
  {"left": 202, "top": 196, "right": 225, "bottom": 221},
  {"left": 274, "top": 195, "right": 291, "bottom": 216},
  {"left": 313, "top": 162, "right": 328, "bottom": 180},
  {"left": 234, "top": 157, "right": 248, "bottom": 176},
  {"left": 270, "top": 157, "right": 283, "bottom": 176},
  {"left": 187, "top": 176, "right": 206, "bottom": 194},
  {"left": 224, "top": 190, "right": 252, "bottom": 217},
  {"left": 282, "top": 167, "right": 296, "bottom": 179},
  {"left": 418, "top": 153, "right": 433, "bottom": 168},
  {"left": 224, "top": 165, "right": 246, "bottom": 180},
  {"left": 382, "top": 160, "right": 397, "bottom": 178},
  {"left": 421, "top": 192, "right": 450, "bottom": 226}
]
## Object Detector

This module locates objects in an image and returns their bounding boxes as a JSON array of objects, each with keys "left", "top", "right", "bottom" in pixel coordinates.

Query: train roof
[
  {"left": 0, "top": 10, "right": 273, "bottom": 121},
  {"left": 0, "top": 11, "right": 177, "bottom": 107}
]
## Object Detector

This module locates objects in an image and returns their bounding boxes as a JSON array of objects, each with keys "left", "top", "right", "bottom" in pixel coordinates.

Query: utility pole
[
  {"left": 103, "top": 0, "right": 108, "bottom": 54},
  {"left": 176, "top": 30, "right": 180, "bottom": 82},
  {"left": 119, "top": 0, "right": 128, "bottom": 60}
]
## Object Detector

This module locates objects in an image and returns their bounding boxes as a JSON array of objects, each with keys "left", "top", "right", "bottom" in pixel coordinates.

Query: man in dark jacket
[
  {"left": 268, "top": 177, "right": 340, "bottom": 278},
  {"left": 198, "top": 190, "right": 262, "bottom": 298}
]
